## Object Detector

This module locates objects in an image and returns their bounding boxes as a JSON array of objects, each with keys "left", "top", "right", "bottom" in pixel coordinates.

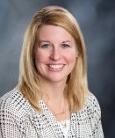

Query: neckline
[
  {"left": 57, "top": 119, "right": 70, "bottom": 123},
  {"left": 40, "top": 99, "right": 70, "bottom": 121},
  {"left": 39, "top": 99, "right": 77, "bottom": 137}
]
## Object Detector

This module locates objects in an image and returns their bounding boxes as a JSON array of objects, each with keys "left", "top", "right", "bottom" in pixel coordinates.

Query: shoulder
[
  {"left": 86, "top": 92, "right": 101, "bottom": 110},
  {"left": 84, "top": 92, "right": 102, "bottom": 118},
  {"left": 73, "top": 92, "right": 102, "bottom": 127},
  {"left": 0, "top": 88, "right": 32, "bottom": 118}
]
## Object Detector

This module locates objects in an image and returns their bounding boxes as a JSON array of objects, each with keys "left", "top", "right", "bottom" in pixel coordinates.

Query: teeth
[
  {"left": 49, "top": 64, "right": 64, "bottom": 69},
  {"left": 48, "top": 64, "right": 64, "bottom": 70}
]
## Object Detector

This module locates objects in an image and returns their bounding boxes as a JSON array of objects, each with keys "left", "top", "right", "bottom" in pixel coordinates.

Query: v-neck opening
[{"left": 39, "top": 99, "right": 72, "bottom": 137}]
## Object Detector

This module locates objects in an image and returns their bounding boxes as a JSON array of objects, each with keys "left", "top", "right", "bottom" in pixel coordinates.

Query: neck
[
  {"left": 39, "top": 78, "right": 70, "bottom": 121},
  {"left": 40, "top": 79, "right": 66, "bottom": 103},
  {"left": 41, "top": 84, "right": 65, "bottom": 102}
]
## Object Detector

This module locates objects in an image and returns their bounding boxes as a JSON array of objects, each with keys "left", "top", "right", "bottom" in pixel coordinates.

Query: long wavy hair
[{"left": 17, "top": 5, "right": 89, "bottom": 112}]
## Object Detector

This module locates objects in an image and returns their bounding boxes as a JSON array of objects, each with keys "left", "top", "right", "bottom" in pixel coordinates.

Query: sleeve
[
  {"left": 89, "top": 93, "right": 104, "bottom": 138},
  {"left": 0, "top": 101, "right": 25, "bottom": 138}
]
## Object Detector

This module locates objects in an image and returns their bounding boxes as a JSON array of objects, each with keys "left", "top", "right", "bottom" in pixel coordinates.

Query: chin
[{"left": 46, "top": 76, "right": 67, "bottom": 83}]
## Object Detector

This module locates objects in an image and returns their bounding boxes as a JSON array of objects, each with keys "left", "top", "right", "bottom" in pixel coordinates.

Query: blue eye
[{"left": 62, "top": 43, "right": 70, "bottom": 48}]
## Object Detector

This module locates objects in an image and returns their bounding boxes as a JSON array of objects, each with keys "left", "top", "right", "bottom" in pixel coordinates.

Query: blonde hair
[{"left": 18, "top": 5, "right": 89, "bottom": 112}]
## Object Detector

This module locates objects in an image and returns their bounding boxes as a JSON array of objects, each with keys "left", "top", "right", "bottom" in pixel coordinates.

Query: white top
[
  {"left": 0, "top": 88, "right": 104, "bottom": 138},
  {"left": 57, "top": 119, "right": 70, "bottom": 138}
]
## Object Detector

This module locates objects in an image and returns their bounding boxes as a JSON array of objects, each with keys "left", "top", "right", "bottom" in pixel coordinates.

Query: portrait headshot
[{"left": 0, "top": 0, "right": 115, "bottom": 138}]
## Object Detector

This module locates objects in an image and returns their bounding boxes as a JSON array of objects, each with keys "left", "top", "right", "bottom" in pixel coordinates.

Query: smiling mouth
[{"left": 47, "top": 64, "right": 65, "bottom": 71}]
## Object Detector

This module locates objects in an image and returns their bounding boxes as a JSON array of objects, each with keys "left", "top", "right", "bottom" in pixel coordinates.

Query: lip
[{"left": 47, "top": 64, "right": 65, "bottom": 71}]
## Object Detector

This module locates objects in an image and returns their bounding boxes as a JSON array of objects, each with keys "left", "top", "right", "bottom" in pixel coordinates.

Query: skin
[{"left": 35, "top": 25, "right": 78, "bottom": 120}]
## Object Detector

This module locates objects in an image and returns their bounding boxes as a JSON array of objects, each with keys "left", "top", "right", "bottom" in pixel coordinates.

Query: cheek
[
  {"left": 35, "top": 50, "right": 48, "bottom": 63},
  {"left": 65, "top": 52, "right": 77, "bottom": 64}
]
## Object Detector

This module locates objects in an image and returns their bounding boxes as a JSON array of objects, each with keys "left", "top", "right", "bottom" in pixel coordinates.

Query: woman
[{"left": 0, "top": 6, "right": 104, "bottom": 138}]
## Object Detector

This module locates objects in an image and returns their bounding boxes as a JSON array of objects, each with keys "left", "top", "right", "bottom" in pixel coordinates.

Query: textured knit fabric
[
  {"left": 0, "top": 88, "right": 104, "bottom": 138},
  {"left": 57, "top": 119, "right": 70, "bottom": 138}
]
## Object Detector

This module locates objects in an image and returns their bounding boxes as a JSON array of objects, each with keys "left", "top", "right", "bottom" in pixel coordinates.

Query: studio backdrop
[{"left": 0, "top": 0, "right": 115, "bottom": 137}]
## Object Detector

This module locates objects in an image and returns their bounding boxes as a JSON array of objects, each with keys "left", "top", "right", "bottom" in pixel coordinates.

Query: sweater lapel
[{"left": 29, "top": 100, "right": 65, "bottom": 138}]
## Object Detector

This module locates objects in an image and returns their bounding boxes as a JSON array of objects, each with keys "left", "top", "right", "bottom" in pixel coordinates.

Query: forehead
[{"left": 37, "top": 25, "right": 75, "bottom": 42}]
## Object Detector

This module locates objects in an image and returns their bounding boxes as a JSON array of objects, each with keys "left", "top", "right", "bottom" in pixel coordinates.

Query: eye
[
  {"left": 39, "top": 43, "right": 50, "bottom": 48},
  {"left": 61, "top": 43, "right": 71, "bottom": 48}
]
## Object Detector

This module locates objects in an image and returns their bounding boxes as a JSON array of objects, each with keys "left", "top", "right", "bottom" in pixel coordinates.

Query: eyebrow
[
  {"left": 61, "top": 40, "right": 71, "bottom": 43},
  {"left": 39, "top": 40, "right": 71, "bottom": 43},
  {"left": 38, "top": 40, "right": 50, "bottom": 43}
]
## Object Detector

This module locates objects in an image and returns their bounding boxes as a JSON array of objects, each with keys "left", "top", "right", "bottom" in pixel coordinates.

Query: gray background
[{"left": 0, "top": 0, "right": 115, "bottom": 137}]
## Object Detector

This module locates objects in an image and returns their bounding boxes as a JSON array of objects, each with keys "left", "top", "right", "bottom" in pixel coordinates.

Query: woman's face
[{"left": 35, "top": 25, "right": 78, "bottom": 84}]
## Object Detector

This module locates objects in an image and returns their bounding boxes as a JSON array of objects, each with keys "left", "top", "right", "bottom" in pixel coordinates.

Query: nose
[{"left": 50, "top": 46, "right": 61, "bottom": 61}]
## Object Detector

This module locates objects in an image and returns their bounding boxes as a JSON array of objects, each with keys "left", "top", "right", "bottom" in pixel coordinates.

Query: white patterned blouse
[{"left": 0, "top": 88, "right": 104, "bottom": 138}]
